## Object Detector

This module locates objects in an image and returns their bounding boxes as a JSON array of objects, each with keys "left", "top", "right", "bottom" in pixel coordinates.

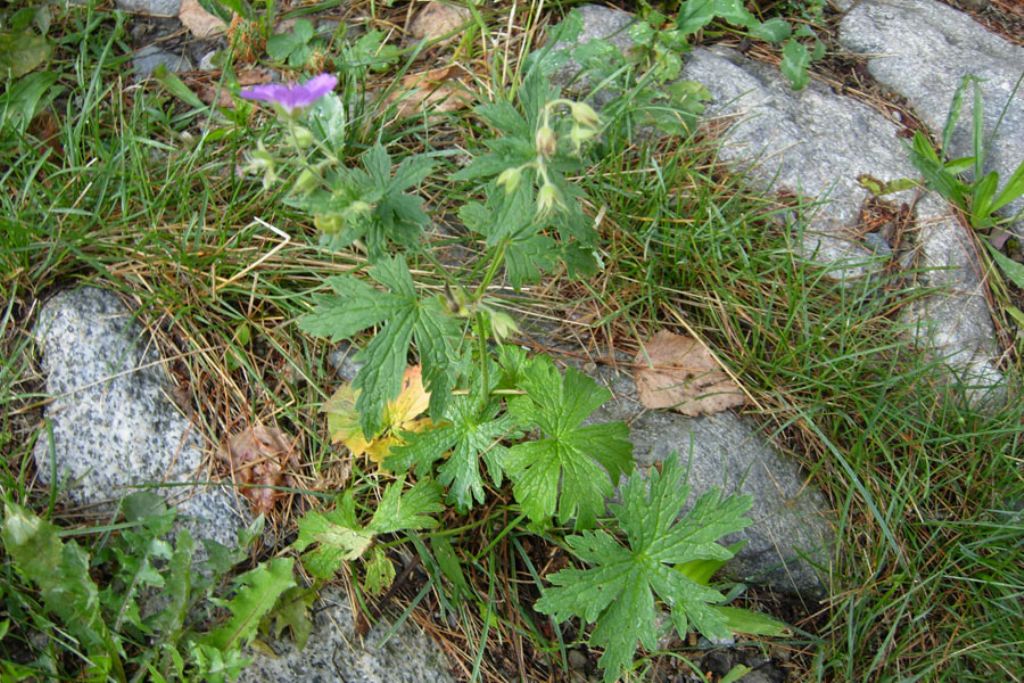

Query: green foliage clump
[
  {"left": 0, "top": 495, "right": 299, "bottom": 682},
  {"left": 535, "top": 456, "right": 753, "bottom": 682},
  {"left": 246, "top": 18, "right": 788, "bottom": 678}
]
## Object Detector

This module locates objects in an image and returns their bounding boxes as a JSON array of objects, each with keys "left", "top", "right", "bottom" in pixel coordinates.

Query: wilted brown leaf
[
  {"left": 387, "top": 65, "right": 474, "bottom": 118},
  {"left": 409, "top": 1, "right": 471, "bottom": 43},
  {"left": 218, "top": 425, "right": 300, "bottom": 515},
  {"left": 179, "top": 0, "right": 227, "bottom": 38},
  {"left": 190, "top": 67, "right": 272, "bottom": 107},
  {"left": 634, "top": 330, "right": 746, "bottom": 416}
]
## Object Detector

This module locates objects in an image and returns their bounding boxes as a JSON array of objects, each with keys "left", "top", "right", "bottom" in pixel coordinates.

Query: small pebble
[{"left": 568, "top": 649, "right": 588, "bottom": 671}]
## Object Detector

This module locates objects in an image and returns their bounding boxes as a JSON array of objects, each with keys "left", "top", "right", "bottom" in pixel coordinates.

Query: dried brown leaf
[
  {"left": 179, "top": 0, "right": 227, "bottom": 39},
  {"left": 191, "top": 68, "right": 272, "bottom": 107},
  {"left": 409, "top": 1, "right": 471, "bottom": 43},
  {"left": 387, "top": 65, "right": 474, "bottom": 118},
  {"left": 218, "top": 425, "right": 300, "bottom": 515},
  {"left": 633, "top": 330, "right": 746, "bottom": 417}
]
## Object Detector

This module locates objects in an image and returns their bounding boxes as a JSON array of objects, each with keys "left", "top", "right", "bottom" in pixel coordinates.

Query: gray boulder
[
  {"left": 31, "top": 287, "right": 243, "bottom": 550},
  {"left": 590, "top": 365, "right": 832, "bottom": 599},
  {"left": 679, "top": 46, "right": 1004, "bottom": 404},
  {"left": 559, "top": 4, "right": 1004, "bottom": 404},
  {"left": 680, "top": 44, "right": 921, "bottom": 277},
  {"left": 238, "top": 585, "right": 455, "bottom": 683},
  {"left": 133, "top": 45, "right": 193, "bottom": 80},
  {"left": 905, "top": 191, "right": 1005, "bottom": 403},
  {"left": 116, "top": 0, "right": 181, "bottom": 17},
  {"left": 839, "top": 0, "right": 1024, "bottom": 235}
]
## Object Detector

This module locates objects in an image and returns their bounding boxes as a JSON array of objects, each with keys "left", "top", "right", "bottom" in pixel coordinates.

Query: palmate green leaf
[
  {"left": 386, "top": 397, "right": 516, "bottom": 511},
  {"left": 299, "top": 275, "right": 406, "bottom": 341},
  {"left": 363, "top": 546, "right": 396, "bottom": 596},
  {"left": 299, "top": 256, "right": 462, "bottom": 434},
  {"left": 294, "top": 491, "right": 374, "bottom": 579},
  {"left": 458, "top": 188, "right": 558, "bottom": 290},
  {"left": 534, "top": 458, "right": 753, "bottom": 683},
  {"left": 201, "top": 558, "right": 296, "bottom": 653},
  {"left": 307, "top": 144, "right": 434, "bottom": 259},
  {"left": 268, "top": 586, "right": 317, "bottom": 650},
  {"left": 505, "top": 357, "right": 633, "bottom": 529},
  {"left": 474, "top": 100, "right": 530, "bottom": 138},
  {"left": 1, "top": 503, "right": 115, "bottom": 660},
  {"left": 368, "top": 477, "right": 444, "bottom": 534},
  {"left": 293, "top": 480, "right": 442, "bottom": 580},
  {"left": 451, "top": 136, "right": 536, "bottom": 183},
  {"left": 505, "top": 234, "right": 558, "bottom": 290}
]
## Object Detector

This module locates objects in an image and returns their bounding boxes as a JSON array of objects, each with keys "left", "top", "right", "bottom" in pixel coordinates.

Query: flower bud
[
  {"left": 291, "top": 125, "right": 314, "bottom": 149},
  {"left": 570, "top": 101, "right": 600, "bottom": 128},
  {"left": 570, "top": 124, "right": 598, "bottom": 153},
  {"left": 261, "top": 168, "right": 278, "bottom": 190},
  {"left": 345, "top": 200, "right": 373, "bottom": 218},
  {"left": 314, "top": 213, "right": 345, "bottom": 235},
  {"left": 488, "top": 310, "right": 519, "bottom": 342},
  {"left": 535, "top": 125, "right": 557, "bottom": 158},
  {"left": 292, "top": 168, "right": 318, "bottom": 195},
  {"left": 496, "top": 167, "right": 522, "bottom": 194},
  {"left": 244, "top": 141, "right": 275, "bottom": 174},
  {"left": 536, "top": 183, "right": 560, "bottom": 217}
]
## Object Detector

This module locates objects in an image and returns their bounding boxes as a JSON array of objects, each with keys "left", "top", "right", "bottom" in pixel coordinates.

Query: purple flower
[{"left": 240, "top": 73, "right": 338, "bottom": 113}]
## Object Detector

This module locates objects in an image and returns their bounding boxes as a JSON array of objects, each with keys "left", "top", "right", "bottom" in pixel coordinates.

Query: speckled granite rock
[
  {"left": 133, "top": 45, "right": 193, "bottom": 79},
  {"left": 557, "top": 4, "right": 1005, "bottom": 405},
  {"left": 680, "top": 44, "right": 921, "bottom": 277},
  {"left": 116, "top": 0, "right": 180, "bottom": 17},
  {"left": 904, "top": 192, "right": 1005, "bottom": 403},
  {"left": 238, "top": 585, "right": 455, "bottom": 683},
  {"left": 679, "top": 45, "right": 1004, "bottom": 403},
  {"left": 32, "top": 287, "right": 243, "bottom": 550},
  {"left": 839, "top": 0, "right": 1024, "bottom": 236},
  {"left": 551, "top": 4, "right": 635, "bottom": 97},
  {"left": 589, "top": 364, "right": 832, "bottom": 599}
]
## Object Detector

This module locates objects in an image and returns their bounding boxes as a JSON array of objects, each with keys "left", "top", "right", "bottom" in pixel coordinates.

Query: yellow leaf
[
  {"left": 384, "top": 365, "right": 431, "bottom": 430},
  {"left": 324, "top": 384, "right": 372, "bottom": 456},
  {"left": 324, "top": 365, "right": 433, "bottom": 465}
]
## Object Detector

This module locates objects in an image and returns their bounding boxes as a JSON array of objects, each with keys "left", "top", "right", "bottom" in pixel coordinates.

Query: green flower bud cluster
[
  {"left": 536, "top": 183, "right": 560, "bottom": 217},
  {"left": 245, "top": 141, "right": 278, "bottom": 190},
  {"left": 567, "top": 101, "right": 600, "bottom": 154},
  {"left": 313, "top": 200, "right": 375, "bottom": 236},
  {"left": 535, "top": 125, "right": 557, "bottom": 158}
]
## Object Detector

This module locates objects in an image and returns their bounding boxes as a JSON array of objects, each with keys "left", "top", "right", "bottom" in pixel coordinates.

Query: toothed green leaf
[
  {"left": 505, "top": 357, "right": 633, "bottom": 529},
  {"left": 300, "top": 256, "right": 462, "bottom": 434},
  {"left": 1, "top": 503, "right": 114, "bottom": 659},
  {"left": 387, "top": 396, "right": 516, "bottom": 511},
  {"left": 534, "top": 458, "right": 753, "bottom": 683},
  {"left": 368, "top": 477, "right": 444, "bottom": 534},
  {"left": 202, "top": 558, "right": 296, "bottom": 652}
]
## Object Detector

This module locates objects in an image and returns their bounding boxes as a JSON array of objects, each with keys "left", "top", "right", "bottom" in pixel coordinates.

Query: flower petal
[{"left": 240, "top": 73, "right": 338, "bottom": 112}]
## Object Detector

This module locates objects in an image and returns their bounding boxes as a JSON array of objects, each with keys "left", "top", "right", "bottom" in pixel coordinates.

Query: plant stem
[{"left": 473, "top": 236, "right": 510, "bottom": 302}]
